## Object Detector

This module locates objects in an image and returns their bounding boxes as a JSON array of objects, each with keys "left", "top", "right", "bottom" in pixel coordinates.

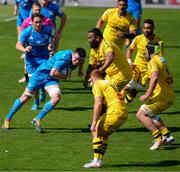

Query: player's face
[
  {"left": 32, "top": 17, "right": 42, "bottom": 32},
  {"left": 72, "top": 53, "right": 82, "bottom": 65},
  {"left": 87, "top": 32, "right": 99, "bottom": 49},
  {"left": 32, "top": 5, "right": 41, "bottom": 14},
  {"left": 117, "top": 0, "right": 127, "bottom": 12},
  {"left": 143, "top": 23, "right": 154, "bottom": 37}
]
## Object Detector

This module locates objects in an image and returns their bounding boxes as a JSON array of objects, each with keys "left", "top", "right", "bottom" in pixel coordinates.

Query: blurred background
[{"left": 1, "top": 0, "right": 180, "bottom": 8}]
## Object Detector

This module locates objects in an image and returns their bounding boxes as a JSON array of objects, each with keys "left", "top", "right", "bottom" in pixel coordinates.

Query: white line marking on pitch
[{"left": 4, "top": 16, "right": 17, "bottom": 22}]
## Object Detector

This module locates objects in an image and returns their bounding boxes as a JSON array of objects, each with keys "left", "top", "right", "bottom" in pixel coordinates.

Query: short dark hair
[
  {"left": 32, "top": 2, "right": 41, "bottom": 8},
  {"left": 88, "top": 28, "right": 103, "bottom": 38},
  {"left": 118, "top": 0, "right": 127, "bottom": 4},
  {"left": 143, "top": 19, "right": 154, "bottom": 27},
  {"left": 32, "top": 13, "right": 43, "bottom": 21},
  {"left": 75, "top": 47, "right": 86, "bottom": 61}
]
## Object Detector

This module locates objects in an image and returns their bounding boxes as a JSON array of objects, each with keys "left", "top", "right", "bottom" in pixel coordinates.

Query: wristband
[{"left": 127, "top": 59, "right": 133, "bottom": 65}]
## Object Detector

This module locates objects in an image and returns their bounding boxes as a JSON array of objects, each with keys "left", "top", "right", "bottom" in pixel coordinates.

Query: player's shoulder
[
  {"left": 132, "top": 34, "right": 144, "bottom": 43},
  {"left": 135, "top": 34, "right": 144, "bottom": 40},
  {"left": 155, "top": 55, "right": 167, "bottom": 64},
  {"left": 103, "top": 8, "right": 117, "bottom": 15},
  {"left": 22, "top": 25, "right": 33, "bottom": 33},
  {"left": 42, "top": 25, "right": 53, "bottom": 31}
]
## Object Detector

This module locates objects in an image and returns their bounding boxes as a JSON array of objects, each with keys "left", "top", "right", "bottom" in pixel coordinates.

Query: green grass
[{"left": 0, "top": 5, "right": 180, "bottom": 171}]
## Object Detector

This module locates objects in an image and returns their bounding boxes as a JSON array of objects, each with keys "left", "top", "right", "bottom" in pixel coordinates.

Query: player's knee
[
  {"left": 51, "top": 93, "right": 61, "bottom": 105},
  {"left": 128, "top": 80, "right": 143, "bottom": 91},
  {"left": 46, "top": 85, "right": 61, "bottom": 98},
  {"left": 139, "top": 104, "right": 155, "bottom": 118},
  {"left": 20, "top": 90, "right": 33, "bottom": 102}
]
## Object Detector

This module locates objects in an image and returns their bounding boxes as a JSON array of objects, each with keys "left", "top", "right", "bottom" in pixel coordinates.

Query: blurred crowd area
[{"left": 1, "top": 0, "right": 180, "bottom": 8}]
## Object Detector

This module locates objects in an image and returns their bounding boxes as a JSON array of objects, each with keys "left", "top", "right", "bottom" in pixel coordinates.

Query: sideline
[{"left": 3, "top": 16, "right": 17, "bottom": 22}]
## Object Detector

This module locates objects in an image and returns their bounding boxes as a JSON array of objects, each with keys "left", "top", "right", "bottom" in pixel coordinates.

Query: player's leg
[
  {"left": 39, "top": 87, "right": 46, "bottom": 102},
  {"left": 26, "top": 66, "right": 40, "bottom": 111},
  {"left": 31, "top": 84, "right": 61, "bottom": 133},
  {"left": 151, "top": 99, "right": 175, "bottom": 144},
  {"left": 84, "top": 109, "right": 128, "bottom": 168},
  {"left": 31, "top": 90, "right": 40, "bottom": 110},
  {"left": 125, "top": 68, "right": 148, "bottom": 103},
  {"left": 136, "top": 105, "right": 163, "bottom": 150},
  {"left": 2, "top": 88, "right": 33, "bottom": 130}
]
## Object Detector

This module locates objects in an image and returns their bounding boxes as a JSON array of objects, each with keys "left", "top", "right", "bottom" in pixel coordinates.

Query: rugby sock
[
  {"left": 34, "top": 99, "right": 39, "bottom": 106},
  {"left": 24, "top": 73, "right": 29, "bottom": 83},
  {"left": 152, "top": 129, "right": 162, "bottom": 141},
  {"left": 35, "top": 101, "right": 54, "bottom": 120},
  {"left": 125, "top": 88, "right": 138, "bottom": 103},
  {"left": 100, "top": 139, "right": 108, "bottom": 159},
  {"left": 6, "top": 98, "right": 23, "bottom": 120},
  {"left": 92, "top": 138, "right": 103, "bottom": 160},
  {"left": 161, "top": 127, "right": 171, "bottom": 138}
]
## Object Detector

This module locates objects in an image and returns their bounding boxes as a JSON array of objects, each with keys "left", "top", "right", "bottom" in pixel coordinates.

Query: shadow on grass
[
  {"left": 164, "top": 143, "right": 180, "bottom": 150},
  {"left": 129, "top": 111, "right": 180, "bottom": 115},
  {"left": 103, "top": 160, "right": 180, "bottom": 168},
  {"left": 61, "top": 91, "right": 91, "bottom": 94},
  {"left": 165, "top": 45, "right": 180, "bottom": 49},
  {"left": 62, "top": 87, "right": 91, "bottom": 91},
  {"left": 117, "top": 126, "right": 180, "bottom": 133},
  {"left": 44, "top": 127, "right": 91, "bottom": 133}
]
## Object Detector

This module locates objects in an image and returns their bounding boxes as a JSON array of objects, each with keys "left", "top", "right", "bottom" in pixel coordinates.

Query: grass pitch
[{"left": 0, "top": 5, "right": 180, "bottom": 171}]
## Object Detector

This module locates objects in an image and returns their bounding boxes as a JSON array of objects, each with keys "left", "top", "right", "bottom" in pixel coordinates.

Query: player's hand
[
  {"left": 140, "top": 94, "right": 149, "bottom": 102},
  {"left": 131, "top": 63, "right": 137, "bottom": 72},
  {"left": 25, "top": 46, "right": 32, "bottom": 53},
  {"left": 90, "top": 121, "right": 96, "bottom": 132},
  {"left": 48, "top": 43, "right": 54, "bottom": 52}
]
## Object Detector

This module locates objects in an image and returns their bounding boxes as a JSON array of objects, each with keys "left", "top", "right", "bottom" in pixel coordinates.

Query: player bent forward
[
  {"left": 136, "top": 42, "right": 175, "bottom": 150},
  {"left": 83, "top": 70, "right": 128, "bottom": 168},
  {"left": 2, "top": 48, "right": 86, "bottom": 133}
]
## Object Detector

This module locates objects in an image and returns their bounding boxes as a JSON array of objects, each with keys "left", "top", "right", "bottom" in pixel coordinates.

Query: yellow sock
[
  {"left": 161, "top": 127, "right": 170, "bottom": 137},
  {"left": 152, "top": 129, "right": 162, "bottom": 141},
  {"left": 92, "top": 138, "right": 103, "bottom": 159},
  {"left": 100, "top": 139, "right": 108, "bottom": 159}
]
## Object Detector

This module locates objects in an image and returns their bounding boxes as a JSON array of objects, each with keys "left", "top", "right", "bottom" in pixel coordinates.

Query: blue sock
[
  {"left": 34, "top": 99, "right": 39, "bottom": 106},
  {"left": 6, "top": 98, "right": 23, "bottom": 120},
  {"left": 35, "top": 101, "right": 54, "bottom": 120}
]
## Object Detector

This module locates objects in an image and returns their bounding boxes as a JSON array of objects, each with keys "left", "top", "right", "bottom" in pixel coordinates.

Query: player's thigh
[
  {"left": 27, "top": 73, "right": 45, "bottom": 92},
  {"left": 136, "top": 68, "right": 149, "bottom": 86},
  {"left": 26, "top": 64, "right": 39, "bottom": 77},
  {"left": 97, "top": 109, "right": 128, "bottom": 136},
  {"left": 145, "top": 95, "right": 174, "bottom": 115},
  {"left": 45, "top": 82, "right": 61, "bottom": 98}
]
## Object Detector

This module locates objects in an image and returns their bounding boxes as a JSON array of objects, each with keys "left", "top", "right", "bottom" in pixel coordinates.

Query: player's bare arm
[
  {"left": 140, "top": 71, "right": 158, "bottom": 102},
  {"left": 99, "top": 51, "right": 114, "bottom": 73}
]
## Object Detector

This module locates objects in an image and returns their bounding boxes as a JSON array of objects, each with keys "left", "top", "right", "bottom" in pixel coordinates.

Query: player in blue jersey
[
  {"left": 39, "top": 0, "right": 67, "bottom": 51},
  {"left": 14, "top": 0, "right": 37, "bottom": 36},
  {"left": 127, "top": 0, "right": 142, "bottom": 34},
  {"left": 2, "top": 47, "right": 86, "bottom": 133},
  {"left": 16, "top": 13, "right": 55, "bottom": 110}
]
